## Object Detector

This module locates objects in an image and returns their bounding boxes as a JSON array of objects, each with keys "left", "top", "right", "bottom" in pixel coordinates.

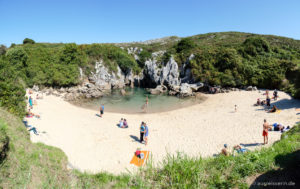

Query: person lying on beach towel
[
  {"left": 130, "top": 148, "right": 149, "bottom": 167},
  {"left": 268, "top": 105, "right": 279, "bottom": 113},
  {"left": 233, "top": 145, "right": 249, "bottom": 154},
  {"left": 27, "top": 127, "right": 38, "bottom": 135},
  {"left": 269, "top": 123, "right": 290, "bottom": 132}
]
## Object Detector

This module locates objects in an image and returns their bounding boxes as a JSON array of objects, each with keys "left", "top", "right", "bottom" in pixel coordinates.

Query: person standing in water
[
  {"left": 142, "top": 96, "right": 149, "bottom": 112},
  {"left": 100, "top": 104, "right": 104, "bottom": 117}
]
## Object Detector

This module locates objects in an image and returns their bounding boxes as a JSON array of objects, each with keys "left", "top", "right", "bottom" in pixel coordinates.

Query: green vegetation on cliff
[
  {"left": 0, "top": 108, "right": 299, "bottom": 188},
  {"left": 1, "top": 32, "right": 300, "bottom": 118},
  {"left": 161, "top": 33, "right": 300, "bottom": 98}
]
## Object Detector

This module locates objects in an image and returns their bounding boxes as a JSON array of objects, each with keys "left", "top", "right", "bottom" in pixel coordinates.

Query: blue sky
[{"left": 1, "top": 0, "right": 300, "bottom": 46}]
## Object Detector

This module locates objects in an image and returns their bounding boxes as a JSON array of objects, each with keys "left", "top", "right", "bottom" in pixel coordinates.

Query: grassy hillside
[
  {"left": 0, "top": 109, "right": 71, "bottom": 188},
  {"left": 0, "top": 108, "right": 299, "bottom": 188}
]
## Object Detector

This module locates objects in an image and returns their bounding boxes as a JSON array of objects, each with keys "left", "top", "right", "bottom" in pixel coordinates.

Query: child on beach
[{"left": 100, "top": 104, "right": 104, "bottom": 117}]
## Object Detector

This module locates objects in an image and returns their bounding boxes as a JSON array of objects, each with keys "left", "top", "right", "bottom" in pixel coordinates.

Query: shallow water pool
[{"left": 73, "top": 87, "right": 204, "bottom": 113}]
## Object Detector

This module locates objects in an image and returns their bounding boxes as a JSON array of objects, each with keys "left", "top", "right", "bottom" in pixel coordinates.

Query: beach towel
[
  {"left": 296, "top": 108, "right": 300, "bottom": 111},
  {"left": 130, "top": 151, "right": 150, "bottom": 167},
  {"left": 275, "top": 110, "right": 281, "bottom": 114}
]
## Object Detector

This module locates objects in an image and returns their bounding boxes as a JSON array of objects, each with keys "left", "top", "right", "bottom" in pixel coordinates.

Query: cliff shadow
[
  {"left": 249, "top": 150, "right": 300, "bottom": 189},
  {"left": 270, "top": 98, "right": 300, "bottom": 111}
]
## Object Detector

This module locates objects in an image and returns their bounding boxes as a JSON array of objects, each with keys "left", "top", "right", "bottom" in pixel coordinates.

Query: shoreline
[
  {"left": 69, "top": 94, "right": 207, "bottom": 115},
  {"left": 25, "top": 90, "right": 300, "bottom": 174}
]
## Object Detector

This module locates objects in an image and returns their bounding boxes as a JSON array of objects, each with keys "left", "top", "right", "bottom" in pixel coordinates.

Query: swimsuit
[{"left": 263, "top": 130, "right": 268, "bottom": 136}]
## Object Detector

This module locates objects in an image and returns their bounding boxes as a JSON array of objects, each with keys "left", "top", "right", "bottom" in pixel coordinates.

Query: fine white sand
[{"left": 26, "top": 90, "right": 300, "bottom": 174}]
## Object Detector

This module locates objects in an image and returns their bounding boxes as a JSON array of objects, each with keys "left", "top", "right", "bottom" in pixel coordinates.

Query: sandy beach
[{"left": 26, "top": 90, "right": 300, "bottom": 174}]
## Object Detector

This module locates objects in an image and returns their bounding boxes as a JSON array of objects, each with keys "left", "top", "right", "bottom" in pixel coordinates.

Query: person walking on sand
[
  {"left": 140, "top": 122, "right": 145, "bottom": 143},
  {"left": 29, "top": 96, "right": 33, "bottom": 109},
  {"left": 234, "top": 105, "right": 237, "bottom": 112},
  {"left": 263, "top": 119, "right": 272, "bottom": 145},
  {"left": 100, "top": 104, "right": 104, "bottom": 117},
  {"left": 144, "top": 123, "right": 149, "bottom": 145}
]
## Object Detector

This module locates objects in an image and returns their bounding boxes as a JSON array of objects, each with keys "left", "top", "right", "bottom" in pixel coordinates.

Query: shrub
[
  {"left": 6, "top": 46, "right": 28, "bottom": 68},
  {"left": 0, "top": 57, "right": 26, "bottom": 117},
  {"left": 176, "top": 38, "right": 196, "bottom": 53},
  {"left": 23, "top": 38, "right": 35, "bottom": 44},
  {"left": 0, "top": 45, "right": 7, "bottom": 55}
]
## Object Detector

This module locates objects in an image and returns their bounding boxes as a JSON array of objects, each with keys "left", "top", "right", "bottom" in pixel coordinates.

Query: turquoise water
[{"left": 74, "top": 87, "right": 204, "bottom": 113}]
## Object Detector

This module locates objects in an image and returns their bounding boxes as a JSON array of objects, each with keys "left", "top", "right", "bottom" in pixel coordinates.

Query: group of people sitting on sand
[
  {"left": 118, "top": 118, "right": 128, "bottom": 128},
  {"left": 254, "top": 90, "right": 280, "bottom": 112}
]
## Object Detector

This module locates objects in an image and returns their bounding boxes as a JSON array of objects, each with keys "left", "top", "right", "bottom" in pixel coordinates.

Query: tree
[
  {"left": 6, "top": 46, "right": 28, "bottom": 68},
  {"left": 60, "top": 43, "right": 82, "bottom": 65},
  {"left": 176, "top": 38, "right": 196, "bottom": 53},
  {"left": 10, "top": 43, "right": 16, "bottom": 48},
  {"left": 0, "top": 45, "right": 7, "bottom": 55},
  {"left": 23, "top": 38, "right": 35, "bottom": 44},
  {"left": 243, "top": 37, "right": 270, "bottom": 56}
]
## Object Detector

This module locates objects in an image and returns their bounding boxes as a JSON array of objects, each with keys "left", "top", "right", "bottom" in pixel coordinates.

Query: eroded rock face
[
  {"left": 149, "top": 85, "right": 168, "bottom": 95},
  {"left": 143, "top": 56, "right": 180, "bottom": 87},
  {"left": 89, "top": 60, "right": 127, "bottom": 90},
  {"left": 161, "top": 57, "right": 180, "bottom": 86},
  {"left": 180, "top": 54, "right": 194, "bottom": 83}
]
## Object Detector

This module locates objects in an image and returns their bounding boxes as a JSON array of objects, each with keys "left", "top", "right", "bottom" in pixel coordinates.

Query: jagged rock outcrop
[
  {"left": 179, "top": 83, "right": 193, "bottom": 97},
  {"left": 180, "top": 54, "right": 194, "bottom": 83},
  {"left": 161, "top": 57, "right": 180, "bottom": 86},
  {"left": 149, "top": 85, "right": 168, "bottom": 95},
  {"left": 143, "top": 56, "right": 180, "bottom": 87},
  {"left": 88, "top": 60, "right": 128, "bottom": 90}
]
